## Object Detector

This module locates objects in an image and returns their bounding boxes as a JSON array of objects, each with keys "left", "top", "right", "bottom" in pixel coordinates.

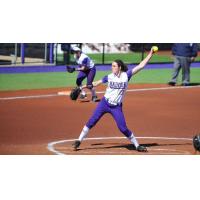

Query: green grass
[
  {"left": 89, "top": 53, "right": 173, "bottom": 64},
  {"left": 57, "top": 52, "right": 200, "bottom": 64},
  {"left": 1, "top": 68, "right": 200, "bottom": 91}
]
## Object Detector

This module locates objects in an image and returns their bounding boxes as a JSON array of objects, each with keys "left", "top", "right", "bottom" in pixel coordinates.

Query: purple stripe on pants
[
  {"left": 76, "top": 67, "right": 96, "bottom": 86},
  {"left": 86, "top": 97, "right": 132, "bottom": 138}
]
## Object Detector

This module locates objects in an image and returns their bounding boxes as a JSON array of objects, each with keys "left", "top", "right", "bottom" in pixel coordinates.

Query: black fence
[{"left": 0, "top": 43, "right": 199, "bottom": 65}]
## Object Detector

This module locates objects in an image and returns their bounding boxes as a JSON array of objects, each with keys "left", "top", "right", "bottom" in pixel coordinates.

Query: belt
[{"left": 104, "top": 97, "right": 121, "bottom": 107}]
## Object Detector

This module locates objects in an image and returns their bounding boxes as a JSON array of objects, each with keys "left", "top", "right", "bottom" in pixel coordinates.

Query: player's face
[
  {"left": 112, "top": 62, "right": 121, "bottom": 75},
  {"left": 74, "top": 51, "right": 81, "bottom": 59}
]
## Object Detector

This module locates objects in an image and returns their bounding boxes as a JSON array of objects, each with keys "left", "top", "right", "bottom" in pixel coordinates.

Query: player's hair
[{"left": 114, "top": 59, "right": 128, "bottom": 72}]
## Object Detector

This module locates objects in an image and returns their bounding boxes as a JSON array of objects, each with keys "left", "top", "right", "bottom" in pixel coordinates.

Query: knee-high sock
[
  {"left": 128, "top": 133, "right": 139, "bottom": 148},
  {"left": 78, "top": 125, "right": 90, "bottom": 142},
  {"left": 90, "top": 88, "right": 96, "bottom": 97},
  {"left": 81, "top": 89, "right": 86, "bottom": 96}
]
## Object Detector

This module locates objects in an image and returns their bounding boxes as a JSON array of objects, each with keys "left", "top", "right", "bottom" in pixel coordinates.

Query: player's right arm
[
  {"left": 80, "top": 75, "right": 107, "bottom": 89},
  {"left": 80, "top": 80, "right": 102, "bottom": 89},
  {"left": 76, "top": 66, "right": 89, "bottom": 71},
  {"left": 76, "top": 57, "right": 90, "bottom": 71},
  {"left": 92, "top": 80, "right": 103, "bottom": 87}
]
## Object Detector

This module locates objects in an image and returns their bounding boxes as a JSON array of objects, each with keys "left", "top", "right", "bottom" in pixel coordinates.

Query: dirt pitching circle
[{"left": 48, "top": 136, "right": 194, "bottom": 155}]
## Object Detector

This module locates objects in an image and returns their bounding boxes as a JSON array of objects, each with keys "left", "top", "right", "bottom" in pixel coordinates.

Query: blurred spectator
[
  {"left": 168, "top": 43, "right": 198, "bottom": 86},
  {"left": 61, "top": 43, "right": 71, "bottom": 65}
]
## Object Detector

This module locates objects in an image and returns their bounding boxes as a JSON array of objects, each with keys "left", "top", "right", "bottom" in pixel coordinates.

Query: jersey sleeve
[
  {"left": 126, "top": 69, "right": 133, "bottom": 81},
  {"left": 102, "top": 75, "right": 108, "bottom": 83},
  {"left": 81, "top": 57, "right": 89, "bottom": 66}
]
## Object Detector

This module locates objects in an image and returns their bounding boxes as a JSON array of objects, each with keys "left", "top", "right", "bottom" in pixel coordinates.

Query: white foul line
[
  {"left": 1, "top": 85, "right": 200, "bottom": 101},
  {"left": 47, "top": 136, "right": 192, "bottom": 155},
  {"left": 0, "top": 94, "right": 58, "bottom": 100}
]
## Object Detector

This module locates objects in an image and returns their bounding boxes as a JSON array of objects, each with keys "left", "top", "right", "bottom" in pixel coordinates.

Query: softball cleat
[
  {"left": 72, "top": 140, "right": 81, "bottom": 151},
  {"left": 136, "top": 145, "right": 148, "bottom": 152}
]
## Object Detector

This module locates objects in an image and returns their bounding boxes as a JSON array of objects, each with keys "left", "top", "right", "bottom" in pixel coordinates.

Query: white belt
[{"left": 105, "top": 98, "right": 119, "bottom": 106}]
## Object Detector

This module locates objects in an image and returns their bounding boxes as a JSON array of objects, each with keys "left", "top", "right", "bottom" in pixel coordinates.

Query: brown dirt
[{"left": 0, "top": 83, "right": 200, "bottom": 155}]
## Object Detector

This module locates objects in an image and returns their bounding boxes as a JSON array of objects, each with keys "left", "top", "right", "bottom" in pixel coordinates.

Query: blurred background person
[
  {"left": 168, "top": 43, "right": 198, "bottom": 86},
  {"left": 61, "top": 43, "right": 71, "bottom": 65}
]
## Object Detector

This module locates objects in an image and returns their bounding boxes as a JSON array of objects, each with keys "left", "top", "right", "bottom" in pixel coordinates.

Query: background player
[
  {"left": 72, "top": 46, "right": 98, "bottom": 102},
  {"left": 72, "top": 47, "right": 156, "bottom": 152}
]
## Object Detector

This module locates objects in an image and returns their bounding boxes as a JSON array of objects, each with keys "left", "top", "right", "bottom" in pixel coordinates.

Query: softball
[{"left": 152, "top": 46, "right": 158, "bottom": 53}]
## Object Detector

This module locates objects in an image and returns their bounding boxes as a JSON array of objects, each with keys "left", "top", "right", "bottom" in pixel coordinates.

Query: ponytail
[{"left": 114, "top": 59, "right": 128, "bottom": 72}]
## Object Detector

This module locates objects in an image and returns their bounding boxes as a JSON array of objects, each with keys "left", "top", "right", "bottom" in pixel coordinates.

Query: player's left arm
[{"left": 131, "top": 48, "right": 155, "bottom": 75}]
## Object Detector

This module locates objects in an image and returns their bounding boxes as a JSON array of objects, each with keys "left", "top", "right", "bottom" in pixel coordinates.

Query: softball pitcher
[{"left": 72, "top": 48, "right": 155, "bottom": 152}]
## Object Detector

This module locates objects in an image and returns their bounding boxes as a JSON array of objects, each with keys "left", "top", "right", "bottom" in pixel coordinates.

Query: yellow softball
[{"left": 152, "top": 46, "right": 158, "bottom": 53}]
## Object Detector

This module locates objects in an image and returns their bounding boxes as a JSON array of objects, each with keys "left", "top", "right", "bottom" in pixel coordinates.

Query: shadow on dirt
[{"left": 78, "top": 142, "right": 191, "bottom": 151}]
